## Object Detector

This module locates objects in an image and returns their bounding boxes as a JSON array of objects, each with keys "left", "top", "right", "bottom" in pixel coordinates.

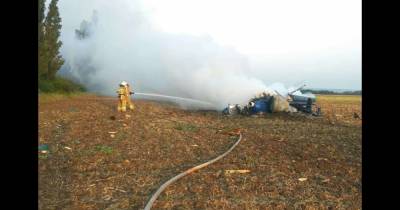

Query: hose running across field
[
  {"left": 134, "top": 92, "right": 215, "bottom": 108},
  {"left": 144, "top": 132, "right": 242, "bottom": 210},
  {"left": 89, "top": 92, "right": 216, "bottom": 109}
]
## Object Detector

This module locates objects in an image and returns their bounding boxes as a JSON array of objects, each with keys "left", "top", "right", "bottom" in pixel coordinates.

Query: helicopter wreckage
[{"left": 223, "top": 85, "right": 321, "bottom": 116}]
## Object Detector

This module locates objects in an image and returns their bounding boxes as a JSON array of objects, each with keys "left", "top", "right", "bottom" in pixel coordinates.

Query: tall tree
[
  {"left": 38, "top": 0, "right": 45, "bottom": 37},
  {"left": 38, "top": 0, "right": 48, "bottom": 79},
  {"left": 44, "top": 0, "right": 64, "bottom": 80}
]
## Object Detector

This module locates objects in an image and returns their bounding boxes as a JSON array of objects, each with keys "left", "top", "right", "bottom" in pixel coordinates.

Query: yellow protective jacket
[
  {"left": 117, "top": 86, "right": 128, "bottom": 112},
  {"left": 117, "top": 86, "right": 127, "bottom": 98}
]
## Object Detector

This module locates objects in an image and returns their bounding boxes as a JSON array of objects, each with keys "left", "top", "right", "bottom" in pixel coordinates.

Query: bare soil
[{"left": 39, "top": 94, "right": 361, "bottom": 210}]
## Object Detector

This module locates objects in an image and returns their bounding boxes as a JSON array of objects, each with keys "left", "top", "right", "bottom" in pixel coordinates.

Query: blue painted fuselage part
[{"left": 251, "top": 98, "right": 272, "bottom": 114}]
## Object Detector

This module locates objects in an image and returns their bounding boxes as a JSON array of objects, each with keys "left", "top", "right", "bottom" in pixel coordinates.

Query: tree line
[
  {"left": 38, "top": 0, "right": 86, "bottom": 93},
  {"left": 38, "top": 0, "right": 64, "bottom": 80},
  {"left": 302, "top": 89, "right": 362, "bottom": 95}
]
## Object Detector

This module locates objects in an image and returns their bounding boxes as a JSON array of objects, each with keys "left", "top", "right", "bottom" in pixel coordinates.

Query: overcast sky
[
  {"left": 52, "top": 0, "right": 361, "bottom": 90},
  {"left": 142, "top": 0, "right": 361, "bottom": 89}
]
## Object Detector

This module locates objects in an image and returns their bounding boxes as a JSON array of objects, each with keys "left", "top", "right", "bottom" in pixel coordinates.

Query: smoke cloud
[{"left": 58, "top": 0, "right": 293, "bottom": 109}]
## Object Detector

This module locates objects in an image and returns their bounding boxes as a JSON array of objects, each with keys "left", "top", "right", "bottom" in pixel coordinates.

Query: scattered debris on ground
[
  {"left": 223, "top": 85, "right": 321, "bottom": 116},
  {"left": 39, "top": 94, "right": 361, "bottom": 209},
  {"left": 225, "top": 170, "right": 251, "bottom": 174}
]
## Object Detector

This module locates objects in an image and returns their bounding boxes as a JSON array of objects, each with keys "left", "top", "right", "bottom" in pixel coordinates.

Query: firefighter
[
  {"left": 117, "top": 82, "right": 128, "bottom": 112},
  {"left": 125, "top": 83, "right": 135, "bottom": 110}
]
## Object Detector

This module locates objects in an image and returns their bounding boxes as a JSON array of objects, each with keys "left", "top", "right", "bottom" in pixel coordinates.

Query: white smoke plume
[{"left": 58, "top": 0, "right": 294, "bottom": 109}]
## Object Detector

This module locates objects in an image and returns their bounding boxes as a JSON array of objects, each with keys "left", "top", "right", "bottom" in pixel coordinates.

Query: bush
[{"left": 39, "top": 77, "right": 86, "bottom": 93}]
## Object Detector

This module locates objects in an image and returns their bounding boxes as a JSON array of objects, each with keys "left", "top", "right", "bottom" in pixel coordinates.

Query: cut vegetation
[{"left": 39, "top": 94, "right": 361, "bottom": 209}]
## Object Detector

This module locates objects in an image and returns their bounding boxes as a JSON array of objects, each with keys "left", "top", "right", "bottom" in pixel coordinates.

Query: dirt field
[{"left": 38, "top": 94, "right": 361, "bottom": 210}]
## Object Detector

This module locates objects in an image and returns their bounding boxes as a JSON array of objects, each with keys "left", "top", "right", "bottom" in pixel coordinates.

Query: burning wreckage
[{"left": 223, "top": 85, "right": 321, "bottom": 116}]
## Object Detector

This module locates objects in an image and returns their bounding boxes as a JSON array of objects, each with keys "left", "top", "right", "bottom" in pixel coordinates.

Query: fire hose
[
  {"left": 85, "top": 94, "right": 241, "bottom": 208},
  {"left": 92, "top": 92, "right": 215, "bottom": 109},
  {"left": 143, "top": 132, "right": 242, "bottom": 210}
]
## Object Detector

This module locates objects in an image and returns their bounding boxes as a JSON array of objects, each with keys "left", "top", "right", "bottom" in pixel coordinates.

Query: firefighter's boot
[{"left": 128, "top": 101, "right": 134, "bottom": 110}]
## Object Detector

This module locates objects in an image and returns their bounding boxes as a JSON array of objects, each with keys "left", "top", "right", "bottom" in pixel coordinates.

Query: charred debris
[{"left": 223, "top": 85, "right": 321, "bottom": 116}]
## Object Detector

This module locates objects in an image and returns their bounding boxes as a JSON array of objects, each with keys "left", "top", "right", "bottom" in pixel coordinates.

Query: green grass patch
[
  {"left": 229, "top": 136, "right": 238, "bottom": 140},
  {"left": 69, "top": 107, "right": 79, "bottom": 112},
  {"left": 39, "top": 153, "right": 49, "bottom": 159},
  {"left": 95, "top": 145, "right": 113, "bottom": 154},
  {"left": 174, "top": 123, "right": 198, "bottom": 132},
  {"left": 39, "top": 76, "right": 86, "bottom": 94}
]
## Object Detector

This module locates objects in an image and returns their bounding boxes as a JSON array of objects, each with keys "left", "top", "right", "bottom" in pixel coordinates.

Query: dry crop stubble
[{"left": 39, "top": 94, "right": 361, "bottom": 209}]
